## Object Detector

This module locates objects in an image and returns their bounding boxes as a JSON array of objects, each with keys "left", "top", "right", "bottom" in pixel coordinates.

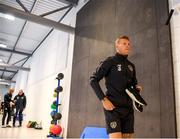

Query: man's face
[
  {"left": 115, "top": 38, "right": 131, "bottom": 55},
  {"left": 19, "top": 90, "right": 23, "bottom": 95}
]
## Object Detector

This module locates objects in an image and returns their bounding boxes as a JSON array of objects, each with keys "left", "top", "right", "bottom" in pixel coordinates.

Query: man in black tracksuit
[
  {"left": 13, "top": 89, "right": 26, "bottom": 127},
  {"left": 90, "top": 36, "right": 142, "bottom": 138},
  {"left": 1, "top": 89, "right": 15, "bottom": 128}
]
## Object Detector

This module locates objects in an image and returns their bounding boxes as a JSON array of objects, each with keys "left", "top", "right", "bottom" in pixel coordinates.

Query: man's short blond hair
[
  {"left": 9, "top": 88, "right": 14, "bottom": 93},
  {"left": 115, "top": 35, "right": 130, "bottom": 45}
]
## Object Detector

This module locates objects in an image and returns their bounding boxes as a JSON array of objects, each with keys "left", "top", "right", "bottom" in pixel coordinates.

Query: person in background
[
  {"left": 13, "top": 89, "right": 26, "bottom": 127},
  {"left": 1, "top": 88, "right": 15, "bottom": 128}
]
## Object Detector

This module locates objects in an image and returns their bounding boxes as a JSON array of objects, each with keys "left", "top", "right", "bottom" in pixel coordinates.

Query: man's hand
[
  {"left": 136, "top": 85, "right": 142, "bottom": 93},
  {"left": 101, "top": 97, "right": 115, "bottom": 111},
  {"left": 10, "top": 102, "right": 15, "bottom": 107}
]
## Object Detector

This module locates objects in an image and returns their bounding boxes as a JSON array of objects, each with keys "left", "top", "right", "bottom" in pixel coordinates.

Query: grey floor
[{"left": 0, "top": 114, "right": 48, "bottom": 139}]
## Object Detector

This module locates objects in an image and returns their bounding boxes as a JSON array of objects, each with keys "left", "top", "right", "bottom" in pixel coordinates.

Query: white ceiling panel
[
  {"left": 43, "top": 9, "right": 68, "bottom": 22},
  {"left": 21, "top": 21, "right": 51, "bottom": 42},
  {"left": 0, "top": 67, "right": 17, "bottom": 72},
  {"left": 12, "top": 59, "right": 27, "bottom": 67},
  {"left": 0, "top": 51, "right": 11, "bottom": 63},
  {"left": 0, "top": 32, "right": 18, "bottom": 49},
  {"left": 0, "top": 0, "right": 34, "bottom": 11},
  {"left": 0, "top": 0, "right": 84, "bottom": 80},
  {"left": 16, "top": 36, "right": 40, "bottom": 52},
  {"left": 32, "top": 0, "right": 68, "bottom": 21},
  {"left": 0, "top": 17, "right": 25, "bottom": 36},
  {"left": 8, "top": 53, "right": 27, "bottom": 65},
  {"left": 33, "top": 0, "right": 66, "bottom": 15},
  {"left": 3, "top": 72, "right": 14, "bottom": 79}
]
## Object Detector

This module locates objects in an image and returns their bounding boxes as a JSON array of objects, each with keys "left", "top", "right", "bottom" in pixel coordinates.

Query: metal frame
[
  {"left": 165, "top": 9, "right": 174, "bottom": 25},
  {"left": 16, "top": 0, "right": 29, "bottom": 12},
  {"left": 10, "top": 6, "right": 73, "bottom": 80},
  {"left": 0, "top": 79, "right": 16, "bottom": 83},
  {"left": 40, "top": 4, "right": 72, "bottom": 17},
  {"left": 0, "top": 63, "right": 30, "bottom": 71},
  {"left": 0, "top": 82, "right": 11, "bottom": 85},
  {"left": 12, "top": 57, "right": 28, "bottom": 65},
  {"left": 0, "top": 4, "right": 75, "bottom": 33},
  {"left": 0, "top": 69, "right": 17, "bottom": 73},
  {"left": 0, "top": 0, "right": 37, "bottom": 79},
  {"left": 56, "top": 0, "right": 78, "bottom": 6},
  {"left": 0, "top": 47, "right": 32, "bottom": 56},
  {"left": 0, "top": 0, "right": 74, "bottom": 80}
]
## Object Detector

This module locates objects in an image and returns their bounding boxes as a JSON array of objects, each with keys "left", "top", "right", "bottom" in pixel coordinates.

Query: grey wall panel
[
  {"left": 115, "top": 0, "right": 156, "bottom": 36},
  {"left": 67, "top": 57, "right": 89, "bottom": 136},
  {"left": 155, "top": 0, "right": 176, "bottom": 137},
  {"left": 75, "top": 0, "right": 117, "bottom": 43},
  {"left": 129, "top": 26, "right": 161, "bottom": 137},
  {"left": 158, "top": 44, "right": 176, "bottom": 137},
  {"left": 68, "top": 0, "right": 176, "bottom": 137}
]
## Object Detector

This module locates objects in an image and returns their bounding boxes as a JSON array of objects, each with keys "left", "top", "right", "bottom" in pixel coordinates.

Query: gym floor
[{"left": 0, "top": 115, "right": 48, "bottom": 139}]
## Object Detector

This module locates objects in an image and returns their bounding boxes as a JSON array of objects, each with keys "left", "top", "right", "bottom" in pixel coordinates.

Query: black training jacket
[
  {"left": 14, "top": 93, "right": 26, "bottom": 110},
  {"left": 4, "top": 93, "right": 13, "bottom": 109},
  {"left": 90, "top": 53, "right": 138, "bottom": 108}
]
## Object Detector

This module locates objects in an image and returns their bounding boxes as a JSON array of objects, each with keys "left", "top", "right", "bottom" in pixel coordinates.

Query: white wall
[
  {"left": 13, "top": 30, "right": 72, "bottom": 136},
  {"left": 169, "top": 0, "right": 180, "bottom": 137},
  {"left": 12, "top": 0, "right": 88, "bottom": 138},
  {"left": 0, "top": 84, "right": 9, "bottom": 102}
]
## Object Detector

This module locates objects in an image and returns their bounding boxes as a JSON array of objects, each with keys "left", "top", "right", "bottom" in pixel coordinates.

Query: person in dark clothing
[
  {"left": 90, "top": 36, "right": 142, "bottom": 138},
  {"left": 0, "top": 102, "right": 4, "bottom": 113},
  {"left": 1, "top": 88, "right": 15, "bottom": 128},
  {"left": 13, "top": 89, "right": 26, "bottom": 127}
]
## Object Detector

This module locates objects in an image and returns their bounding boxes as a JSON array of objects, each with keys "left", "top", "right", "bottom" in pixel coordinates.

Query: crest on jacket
[
  {"left": 117, "top": 64, "right": 122, "bottom": 71},
  {"left": 128, "top": 65, "right": 133, "bottom": 72}
]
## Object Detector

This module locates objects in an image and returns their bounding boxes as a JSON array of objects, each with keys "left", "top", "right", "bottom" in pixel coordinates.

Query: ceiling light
[
  {"left": 0, "top": 44, "right": 7, "bottom": 48},
  {"left": 0, "top": 82, "right": 10, "bottom": 86},
  {"left": 0, "top": 13, "right": 15, "bottom": 21},
  {"left": 5, "top": 14, "right": 15, "bottom": 20}
]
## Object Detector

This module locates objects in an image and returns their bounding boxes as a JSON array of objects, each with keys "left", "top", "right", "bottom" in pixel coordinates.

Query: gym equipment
[
  {"left": 51, "top": 120, "right": 56, "bottom": 124},
  {"left": 56, "top": 73, "right": 64, "bottom": 80},
  {"left": 54, "top": 113, "right": 62, "bottom": 120},
  {"left": 50, "top": 125, "right": 62, "bottom": 135},
  {"left": 53, "top": 100, "right": 61, "bottom": 106},
  {"left": 51, "top": 104, "right": 56, "bottom": 109},
  {"left": 27, "top": 121, "right": 37, "bottom": 128},
  {"left": 50, "top": 111, "right": 56, "bottom": 119},
  {"left": 34, "top": 121, "right": 43, "bottom": 130},
  {"left": 49, "top": 124, "right": 54, "bottom": 132},
  {"left": 80, "top": 127, "right": 108, "bottom": 138},
  {"left": 53, "top": 100, "right": 57, "bottom": 106},
  {"left": 47, "top": 73, "right": 64, "bottom": 138},
  {"left": 47, "top": 134, "right": 63, "bottom": 138},
  {"left": 53, "top": 93, "right": 57, "bottom": 97},
  {"left": 54, "top": 86, "right": 63, "bottom": 93}
]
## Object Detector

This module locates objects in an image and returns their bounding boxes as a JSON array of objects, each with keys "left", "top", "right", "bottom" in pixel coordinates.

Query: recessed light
[
  {"left": 0, "top": 13, "right": 15, "bottom": 21},
  {"left": 5, "top": 14, "right": 15, "bottom": 20},
  {"left": 0, "top": 82, "right": 10, "bottom": 86},
  {"left": 0, "top": 44, "right": 7, "bottom": 48}
]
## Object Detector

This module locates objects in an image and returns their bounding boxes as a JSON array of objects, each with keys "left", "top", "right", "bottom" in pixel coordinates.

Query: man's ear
[{"left": 115, "top": 38, "right": 119, "bottom": 46}]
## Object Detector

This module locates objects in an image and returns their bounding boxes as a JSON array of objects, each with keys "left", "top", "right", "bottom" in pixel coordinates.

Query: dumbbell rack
[
  {"left": 55, "top": 74, "right": 61, "bottom": 124},
  {"left": 47, "top": 73, "right": 64, "bottom": 138}
]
